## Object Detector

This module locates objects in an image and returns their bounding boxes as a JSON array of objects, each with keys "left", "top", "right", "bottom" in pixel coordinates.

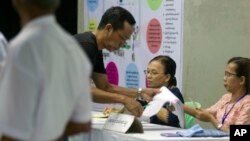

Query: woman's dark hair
[
  {"left": 228, "top": 57, "right": 250, "bottom": 93},
  {"left": 150, "top": 55, "right": 177, "bottom": 86},
  {"left": 98, "top": 6, "right": 136, "bottom": 31}
]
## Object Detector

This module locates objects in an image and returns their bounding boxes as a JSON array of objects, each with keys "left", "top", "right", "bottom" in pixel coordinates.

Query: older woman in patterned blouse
[{"left": 184, "top": 57, "right": 250, "bottom": 132}]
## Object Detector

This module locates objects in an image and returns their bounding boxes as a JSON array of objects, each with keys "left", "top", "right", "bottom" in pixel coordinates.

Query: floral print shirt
[{"left": 206, "top": 93, "right": 250, "bottom": 129}]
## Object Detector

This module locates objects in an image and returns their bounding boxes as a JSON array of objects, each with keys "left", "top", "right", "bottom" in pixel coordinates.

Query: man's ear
[{"left": 104, "top": 23, "right": 113, "bottom": 32}]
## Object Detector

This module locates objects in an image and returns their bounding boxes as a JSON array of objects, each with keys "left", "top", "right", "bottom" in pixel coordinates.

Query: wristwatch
[
  {"left": 217, "top": 123, "right": 223, "bottom": 130},
  {"left": 136, "top": 88, "right": 143, "bottom": 100}
]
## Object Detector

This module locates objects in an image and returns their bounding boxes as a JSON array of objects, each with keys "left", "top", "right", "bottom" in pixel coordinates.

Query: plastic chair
[{"left": 184, "top": 101, "right": 201, "bottom": 129}]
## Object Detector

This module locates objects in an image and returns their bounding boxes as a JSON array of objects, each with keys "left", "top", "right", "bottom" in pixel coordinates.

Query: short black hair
[
  {"left": 98, "top": 6, "right": 136, "bottom": 31},
  {"left": 26, "top": 0, "right": 60, "bottom": 9}
]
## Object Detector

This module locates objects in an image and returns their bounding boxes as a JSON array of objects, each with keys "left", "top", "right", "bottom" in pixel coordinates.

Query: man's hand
[
  {"left": 102, "top": 107, "right": 125, "bottom": 116},
  {"left": 123, "top": 97, "right": 144, "bottom": 117},
  {"left": 141, "top": 88, "right": 160, "bottom": 102}
]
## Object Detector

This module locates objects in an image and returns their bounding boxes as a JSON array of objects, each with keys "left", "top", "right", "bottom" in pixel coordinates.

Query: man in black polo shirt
[{"left": 74, "top": 6, "right": 158, "bottom": 117}]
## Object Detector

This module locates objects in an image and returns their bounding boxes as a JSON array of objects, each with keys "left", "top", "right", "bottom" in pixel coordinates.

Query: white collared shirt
[
  {"left": 0, "top": 15, "right": 92, "bottom": 140},
  {"left": 0, "top": 32, "right": 7, "bottom": 62}
]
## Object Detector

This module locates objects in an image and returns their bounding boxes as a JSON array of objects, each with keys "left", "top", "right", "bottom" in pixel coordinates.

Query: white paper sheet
[{"left": 141, "top": 86, "right": 185, "bottom": 128}]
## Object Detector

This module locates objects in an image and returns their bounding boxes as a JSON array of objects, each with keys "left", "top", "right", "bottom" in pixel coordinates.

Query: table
[{"left": 68, "top": 112, "right": 229, "bottom": 141}]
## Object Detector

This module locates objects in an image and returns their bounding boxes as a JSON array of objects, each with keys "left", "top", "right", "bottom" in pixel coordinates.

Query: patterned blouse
[{"left": 206, "top": 93, "right": 250, "bottom": 129}]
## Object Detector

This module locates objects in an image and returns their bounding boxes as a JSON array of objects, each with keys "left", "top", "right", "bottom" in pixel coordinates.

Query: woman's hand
[{"left": 195, "top": 108, "right": 213, "bottom": 122}]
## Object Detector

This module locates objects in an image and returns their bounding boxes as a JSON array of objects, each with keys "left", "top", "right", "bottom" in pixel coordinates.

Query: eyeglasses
[
  {"left": 144, "top": 70, "right": 165, "bottom": 76},
  {"left": 224, "top": 71, "right": 237, "bottom": 77}
]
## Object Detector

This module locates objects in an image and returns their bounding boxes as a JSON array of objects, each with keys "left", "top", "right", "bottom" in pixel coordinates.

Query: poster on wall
[{"left": 81, "top": 0, "right": 183, "bottom": 111}]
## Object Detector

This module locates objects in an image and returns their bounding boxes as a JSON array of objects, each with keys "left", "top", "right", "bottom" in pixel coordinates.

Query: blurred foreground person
[
  {"left": 0, "top": 31, "right": 8, "bottom": 62},
  {"left": 0, "top": 0, "right": 92, "bottom": 140}
]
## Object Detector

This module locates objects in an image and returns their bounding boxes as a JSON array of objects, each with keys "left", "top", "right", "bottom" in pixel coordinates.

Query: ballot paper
[{"left": 142, "top": 86, "right": 185, "bottom": 128}]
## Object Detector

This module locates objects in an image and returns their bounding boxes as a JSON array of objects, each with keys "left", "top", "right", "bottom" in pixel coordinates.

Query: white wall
[{"left": 183, "top": 0, "right": 250, "bottom": 127}]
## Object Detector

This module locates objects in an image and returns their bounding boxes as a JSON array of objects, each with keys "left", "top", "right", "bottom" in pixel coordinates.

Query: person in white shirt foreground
[
  {"left": 0, "top": 31, "right": 8, "bottom": 62},
  {"left": 0, "top": 31, "right": 8, "bottom": 71},
  {"left": 0, "top": 0, "right": 92, "bottom": 140}
]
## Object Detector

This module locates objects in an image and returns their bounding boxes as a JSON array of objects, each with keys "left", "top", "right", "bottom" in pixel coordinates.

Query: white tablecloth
[{"left": 68, "top": 112, "right": 229, "bottom": 141}]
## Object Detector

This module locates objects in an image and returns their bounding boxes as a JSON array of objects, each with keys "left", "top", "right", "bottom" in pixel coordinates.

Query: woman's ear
[
  {"left": 164, "top": 74, "right": 171, "bottom": 83},
  {"left": 240, "top": 76, "right": 246, "bottom": 86}
]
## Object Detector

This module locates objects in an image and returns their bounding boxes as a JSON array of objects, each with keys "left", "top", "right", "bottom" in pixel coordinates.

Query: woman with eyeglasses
[
  {"left": 184, "top": 57, "right": 250, "bottom": 132},
  {"left": 143, "top": 55, "right": 184, "bottom": 128}
]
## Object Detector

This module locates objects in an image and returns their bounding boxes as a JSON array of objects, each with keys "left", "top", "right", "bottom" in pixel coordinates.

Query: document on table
[
  {"left": 142, "top": 86, "right": 185, "bottom": 128},
  {"left": 92, "top": 117, "right": 107, "bottom": 124}
]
